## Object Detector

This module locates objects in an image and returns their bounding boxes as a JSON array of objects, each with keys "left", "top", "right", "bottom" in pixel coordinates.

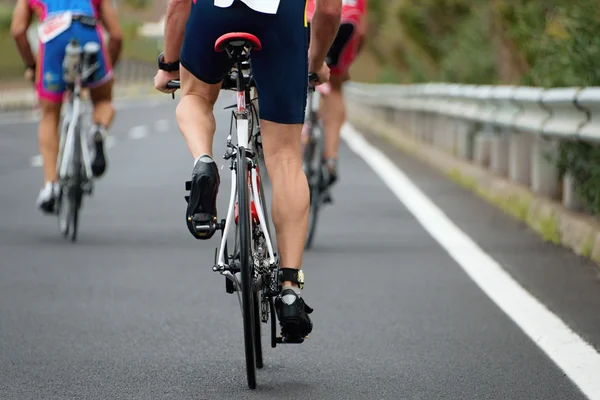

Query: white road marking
[
  {"left": 341, "top": 123, "right": 600, "bottom": 400},
  {"left": 30, "top": 154, "right": 42, "bottom": 167},
  {"left": 129, "top": 125, "right": 148, "bottom": 140},
  {"left": 154, "top": 119, "right": 169, "bottom": 132}
]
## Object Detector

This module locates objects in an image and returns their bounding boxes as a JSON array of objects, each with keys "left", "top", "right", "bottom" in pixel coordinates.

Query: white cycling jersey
[{"left": 214, "top": 0, "right": 280, "bottom": 14}]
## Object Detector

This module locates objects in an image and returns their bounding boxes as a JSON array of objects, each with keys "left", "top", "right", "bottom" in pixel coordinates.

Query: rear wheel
[
  {"left": 305, "top": 123, "right": 324, "bottom": 249},
  {"left": 253, "top": 293, "right": 263, "bottom": 369},
  {"left": 69, "top": 120, "right": 83, "bottom": 242},
  {"left": 237, "top": 147, "right": 257, "bottom": 389}
]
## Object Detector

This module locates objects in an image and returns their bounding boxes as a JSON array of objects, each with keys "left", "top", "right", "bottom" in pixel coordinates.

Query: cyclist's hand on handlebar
[
  {"left": 154, "top": 70, "right": 180, "bottom": 94},
  {"left": 311, "top": 62, "right": 330, "bottom": 86}
]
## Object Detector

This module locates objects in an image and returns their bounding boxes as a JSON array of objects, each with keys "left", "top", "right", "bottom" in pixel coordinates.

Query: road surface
[{"left": 1, "top": 94, "right": 599, "bottom": 399}]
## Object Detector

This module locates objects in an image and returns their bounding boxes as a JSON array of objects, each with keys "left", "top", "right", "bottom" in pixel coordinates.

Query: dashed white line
[
  {"left": 129, "top": 125, "right": 148, "bottom": 140},
  {"left": 342, "top": 123, "right": 600, "bottom": 400},
  {"left": 30, "top": 154, "right": 42, "bottom": 167},
  {"left": 154, "top": 119, "right": 169, "bottom": 132}
]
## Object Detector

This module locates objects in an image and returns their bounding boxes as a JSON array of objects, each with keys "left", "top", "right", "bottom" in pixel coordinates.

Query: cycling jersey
[
  {"left": 305, "top": 0, "right": 366, "bottom": 25},
  {"left": 214, "top": 0, "right": 280, "bottom": 14},
  {"left": 29, "top": 0, "right": 111, "bottom": 103},
  {"left": 181, "top": 0, "right": 308, "bottom": 124},
  {"left": 305, "top": 0, "right": 367, "bottom": 76}
]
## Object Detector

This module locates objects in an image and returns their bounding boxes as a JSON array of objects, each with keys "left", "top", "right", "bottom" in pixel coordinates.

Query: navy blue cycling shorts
[{"left": 180, "top": 0, "right": 309, "bottom": 125}]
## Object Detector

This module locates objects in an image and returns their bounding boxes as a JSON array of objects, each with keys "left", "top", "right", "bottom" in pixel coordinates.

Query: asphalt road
[{"left": 1, "top": 93, "right": 599, "bottom": 399}]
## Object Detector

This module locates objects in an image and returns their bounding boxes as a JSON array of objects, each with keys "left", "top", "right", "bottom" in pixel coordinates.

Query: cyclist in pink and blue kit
[{"left": 11, "top": 0, "right": 122, "bottom": 213}]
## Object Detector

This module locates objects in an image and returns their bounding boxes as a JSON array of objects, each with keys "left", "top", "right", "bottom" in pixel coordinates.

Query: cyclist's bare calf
[
  {"left": 320, "top": 74, "right": 345, "bottom": 161},
  {"left": 260, "top": 120, "right": 310, "bottom": 285},
  {"left": 90, "top": 77, "right": 116, "bottom": 129},
  {"left": 38, "top": 100, "right": 63, "bottom": 184},
  {"left": 176, "top": 67, "right": 220, "bottom": 159}
]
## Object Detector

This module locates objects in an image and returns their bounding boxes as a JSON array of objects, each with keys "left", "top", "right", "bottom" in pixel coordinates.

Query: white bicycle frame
[
  {"left": 216, "top": 86, "right": 276, "bottom": 269},
  {"left": 56, "top": 57, "right": 99, "bottom": 181}
]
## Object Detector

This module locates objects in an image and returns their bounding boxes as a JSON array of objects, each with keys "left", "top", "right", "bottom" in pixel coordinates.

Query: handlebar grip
[{"left": 167, "top": 80, "right": 180, "bottom": 89}]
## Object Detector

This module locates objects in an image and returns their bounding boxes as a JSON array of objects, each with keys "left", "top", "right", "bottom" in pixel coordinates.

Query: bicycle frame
[
  {"left": 216, "top": 57, "right": 276, "bottom": 271},
  {"left": 56, "top": 47, "right": 100, "bottom": 181}
]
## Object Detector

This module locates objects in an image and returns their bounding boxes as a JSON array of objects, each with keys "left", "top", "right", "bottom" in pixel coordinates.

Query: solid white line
[
  {"left": 154, "top": 119, "right": 169, "bottom": 132},
  {"left": 129, "top": 125, "right": 148, "bottom": 140},
  {"left": 30, "top": 154, "right": 42, "bottom": 167},
  {"left": 341, "top": 123, "right": 600, "bottom": 400}
]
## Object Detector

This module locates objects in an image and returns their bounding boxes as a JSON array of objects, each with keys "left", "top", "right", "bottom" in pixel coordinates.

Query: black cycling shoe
[
  {"left": 91, "top": 130, "right": 107, "bottom": 177},
  {"left": 275, "top": 288, "right": 314, "bottom": 343},
  {"left": 185, "top": 156, "right": 220, "bottom": 239}
]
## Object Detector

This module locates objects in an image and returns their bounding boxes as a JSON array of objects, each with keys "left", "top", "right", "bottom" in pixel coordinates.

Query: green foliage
[
  {"left": 0, "top": 5, "right": 13, "bottom": 32},
  {"left": 365, "top": 0, "right": 600, "bottom": 217}
]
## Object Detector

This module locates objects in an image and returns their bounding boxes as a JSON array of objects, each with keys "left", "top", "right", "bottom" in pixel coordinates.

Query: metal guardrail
[
  {"left": 345, "top": 82, "right": 600, "bottom": 212},
  {"left": 346, "top": 83, "right": 599, "bottom": 142}
]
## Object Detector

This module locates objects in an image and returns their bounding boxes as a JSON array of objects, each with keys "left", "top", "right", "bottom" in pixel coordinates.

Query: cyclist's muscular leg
[
  {"left": 39, "top": 100, "right": 62, "bottom": 184},
  {"left": 177, "top": 66, "right": 222, "bottom": 239},
  {"left": 89, "top": 78, "right": 116, "bottom": 177},
  {"left": 90, "top": 77, "right": 115, "bottom": 128},
  {"left": 261, "top": 120, "right": 310, "bottom": 276},
  {"left": 320, "top": 74, "right": 345, "bottom": 180},
  {"left": 176, "top": 67, "right": 221, "bottom": 159}
]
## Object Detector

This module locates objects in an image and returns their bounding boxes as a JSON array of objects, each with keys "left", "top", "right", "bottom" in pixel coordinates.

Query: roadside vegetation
[{"left": 351, "top": 0, "right": 600, "bottom": 216}]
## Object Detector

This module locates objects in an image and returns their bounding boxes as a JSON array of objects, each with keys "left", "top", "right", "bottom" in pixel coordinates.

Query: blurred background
[{"left": 0, "top": 0, "right": 598, "bottom": 217}]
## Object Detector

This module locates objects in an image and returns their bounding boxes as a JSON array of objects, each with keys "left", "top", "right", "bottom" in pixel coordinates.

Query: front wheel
[{"left": 237, "top": 147, "right": 257, "bottom": 389}]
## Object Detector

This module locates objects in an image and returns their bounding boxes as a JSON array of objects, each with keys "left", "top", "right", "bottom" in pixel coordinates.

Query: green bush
[{"left": 0, "top": 5, "right": 13, "bottom": 32}]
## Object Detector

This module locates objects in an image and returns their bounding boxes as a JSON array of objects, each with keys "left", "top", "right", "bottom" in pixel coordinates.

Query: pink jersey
[{"left": 305, "top": 0, "right": 366, "bottom": 25}]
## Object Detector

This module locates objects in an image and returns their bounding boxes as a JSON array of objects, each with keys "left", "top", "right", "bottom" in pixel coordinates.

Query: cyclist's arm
[
  {"left": 10, "top": 0, "right": 35, "bottom": 68},
  {"left": 308, "top": 0, "right": 342, "bottom": 73},
  {"left": 163, "top": 0, "right": 191, "bottom": 64},
  {"left": 98, "top": 0, "right": 123, "bottom": 67}
]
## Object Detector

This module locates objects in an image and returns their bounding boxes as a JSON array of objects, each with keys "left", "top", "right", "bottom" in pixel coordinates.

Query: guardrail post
[
  {"left": 509, "top": 133, "right": 532, "bottom": 185},
  {"left": 531, "top": 136, "right": 559, "bottom": 198},
  {"left": 490, "top": 131, "right": 509, "bottom": 175},
  {"left": 562, "top": 173, "right": 583, "bottom": 211},
  {"left": 473, "top": 124, "right": 493, "bottom": 167}
]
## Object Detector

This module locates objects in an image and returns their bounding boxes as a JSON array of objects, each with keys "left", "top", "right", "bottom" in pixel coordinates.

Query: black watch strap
[
  {"left": 158, "top": 52, "right": 179, "bottom": 72},
  {"left": 26, "top": 62, "right": 36, "bottom": 70}
]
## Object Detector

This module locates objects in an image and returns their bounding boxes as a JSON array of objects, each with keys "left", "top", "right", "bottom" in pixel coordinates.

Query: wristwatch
[{"left": 157, "top": 52, "right": 179, "bottom": 72}]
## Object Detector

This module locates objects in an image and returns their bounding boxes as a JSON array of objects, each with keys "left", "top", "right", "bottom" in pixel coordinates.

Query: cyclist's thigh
[
  {"left": 180, "top": 2, "right": 249, "bottom": 85},
  {"left": 251, "top": 0, "right": 308, "bottom": 125},
  {"left": 37, "top": 30, "right": 69, "bottom": 104}
]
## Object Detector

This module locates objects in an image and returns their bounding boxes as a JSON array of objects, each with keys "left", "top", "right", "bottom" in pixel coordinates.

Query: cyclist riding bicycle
[
  {"left": 305, "top": 0, "right": 367, "bottom": 188},
  {"left": 154, "top": 0, "right": 342, "bottom": 340},
  {"left": 11, "top": 0, "right": 123, "bottom": 214}
]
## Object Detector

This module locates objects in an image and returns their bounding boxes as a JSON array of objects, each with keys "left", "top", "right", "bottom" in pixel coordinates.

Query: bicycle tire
[
  {"left": 305, "top": 123, "right": 324, "bottom": 250},
  {"left": 70, "top": 119, "right": 83, "bottom": 242},
  {"left": 237, "top": 147, "right": 257, "bottom": 389},
  {"left": 253, "top": 293, "right": 263, "bottom": 369}
]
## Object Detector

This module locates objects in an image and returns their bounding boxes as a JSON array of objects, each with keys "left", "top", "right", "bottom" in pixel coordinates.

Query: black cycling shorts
[
  {"left": 180, "top": 0, "right": 309, "bottom": 125},
  {"left": 307, "top": 22, "right": 355, "bottom": 70}
]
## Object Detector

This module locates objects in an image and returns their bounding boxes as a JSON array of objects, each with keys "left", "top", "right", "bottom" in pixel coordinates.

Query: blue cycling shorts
[
  {"left": 37, "top": 21, "right": 112, "bottom": 103},
  {"left": 180, "top": 0, "right": 309, "bottom": 125}
]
